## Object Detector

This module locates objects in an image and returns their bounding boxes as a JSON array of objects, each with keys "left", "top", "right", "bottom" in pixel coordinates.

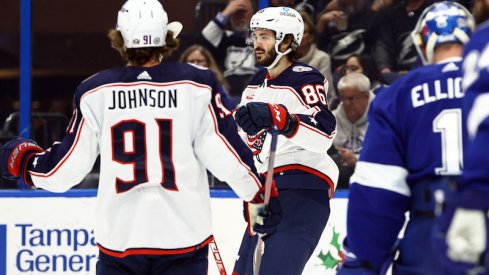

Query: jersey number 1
[
  {"left": 111, "top": 119, "right": 176, "bottom": 193},
  {"left": 433, "top": 108, "right": 463, "bottom": 175}
]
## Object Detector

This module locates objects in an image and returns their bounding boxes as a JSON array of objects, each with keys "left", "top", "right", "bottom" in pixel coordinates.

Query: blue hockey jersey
[
  {"left": 461, "top": 22, "right": 489, "bottom": 193},
  {"left": 345, "top": 58, "right": 465, "bottom": 267}
]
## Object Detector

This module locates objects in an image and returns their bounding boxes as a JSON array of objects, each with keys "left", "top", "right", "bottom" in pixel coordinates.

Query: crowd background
[{"left": 0, "top": 0, "right": 476, "bottom": 189}]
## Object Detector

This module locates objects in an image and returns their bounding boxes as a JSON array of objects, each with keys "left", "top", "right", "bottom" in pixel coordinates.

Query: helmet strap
[
  {"left": 266, "top": 40, "right": 292, "bottom": 70},
  {"left": 425, "top": 33, "right": 438, "bottom": 64}
]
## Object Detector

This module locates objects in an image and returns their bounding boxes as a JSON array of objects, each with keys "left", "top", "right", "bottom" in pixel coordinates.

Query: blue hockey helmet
[{"left": 411, "top": 1, "right": 474, "bottom": 64}]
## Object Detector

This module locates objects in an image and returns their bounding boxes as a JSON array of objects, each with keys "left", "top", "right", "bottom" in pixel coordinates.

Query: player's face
[
  {"left": 252, "top": 29, "right": 278, "bottom": 67},
  {"left": 473, "top": 0, "right": 489, "bottom": 24},
  {"left": 339, "top": 87, "right": 369, "bottom": 123},
  {"left": 185, "top": 50, "right": 209, "bottom": 68}
]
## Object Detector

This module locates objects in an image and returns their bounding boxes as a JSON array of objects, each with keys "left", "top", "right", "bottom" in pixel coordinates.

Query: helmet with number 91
[
  {"left": 248, "top": 7, "right": 304, "bottom": 69},
  {"left": 117, "top": 0, "right": 168, "bottom": 49},
  {"left": 412, "top": 1, "right": 474, "bottom": 64}
]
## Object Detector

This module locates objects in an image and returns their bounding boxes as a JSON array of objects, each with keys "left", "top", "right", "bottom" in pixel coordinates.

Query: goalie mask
[
  {"left": 117, "top": 0, "right": 182, "bottom": 49},
  {"left": 248, "top": 7, "right": 304, "bottom": 69},
  {"left": 411, "top": 1, "right": 474, "bottom": 64}
]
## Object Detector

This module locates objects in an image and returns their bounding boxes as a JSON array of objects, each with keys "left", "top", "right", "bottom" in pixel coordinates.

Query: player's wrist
[
  {"left": 280, "top": 114, "right": 299, "bottom": 137},
  {"left": 457, "top": 188, "right": 489, "bottom": 210},
  {"left": 21, "top": 152, "right": 39, "bottom": 185}
]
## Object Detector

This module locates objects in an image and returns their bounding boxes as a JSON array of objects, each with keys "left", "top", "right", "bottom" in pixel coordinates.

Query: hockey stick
[
  {"left": 209, "top": 238, "right": 227, "bottom": 275},
  {"left": 253, "top": 126, "right": 279, "bottom": 275}
]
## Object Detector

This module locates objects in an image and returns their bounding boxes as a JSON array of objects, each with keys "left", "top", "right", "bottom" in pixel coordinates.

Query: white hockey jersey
[
  {"left": 238, "top": 63, "right": 339, "bottom": 195},
  {"left": 27, "top": 62, "right": 262, "bottom": 256}
]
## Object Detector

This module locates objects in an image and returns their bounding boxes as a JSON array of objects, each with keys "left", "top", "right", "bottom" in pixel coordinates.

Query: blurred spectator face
[
  {"left": 344, "top": 56, "right": 363, "bottom": 75},
  {"left": 339, "top": 87, "right": 369, "bottom": 123},
  {"left": 270, "top": 0, "right": 295, "bottom": 6},
  {"left": 252, "top": 29, "right": 278, "bottom": 67},
  {"left": 230, "top": 1, "right": 253, "bottom": 33},
  {"left": 473, "top": 0, "right": 489, "bottom": 24},
  {"left": 339, "top": 0, "right": 368, "bottom": 14},
  {"left": 185, "top": 49, "right": 209, "bottom": 67},
  {"left": 298, "top": 22, "right": 314, "bottom": 53}
]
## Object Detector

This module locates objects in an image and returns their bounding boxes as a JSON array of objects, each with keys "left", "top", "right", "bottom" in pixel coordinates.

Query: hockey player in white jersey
[
  {"left": 434, "top": 1, "right": 489, "bottom": 274},
  {"left": 0, "top": 0, "right": 281, "bottom": 274},
  {"left": 233, "top": 6, "right": 339, "bottom": 275},
  {"left": 336, "top": 2, "right": 474, "bottom": 275}
]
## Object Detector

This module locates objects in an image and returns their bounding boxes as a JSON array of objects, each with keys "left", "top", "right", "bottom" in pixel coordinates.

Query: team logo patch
[
  {"left": 247, "top": 130, "right": 267, "bottom": 154},
  {"left": 292, "top": 66, "right": 313, "bottom": 72}
]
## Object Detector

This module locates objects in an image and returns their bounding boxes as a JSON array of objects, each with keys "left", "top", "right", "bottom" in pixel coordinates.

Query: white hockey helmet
[
  {"left": 411, "top": 1, "right": 474, "bottom": 64},
  {"left": 249, "top": 7, "right": 304, "bottom": 49},
  {"left": 117, "top": 0, "right": 169, "bottom": 48},
  {"left": 248, "top": 7, "right": 304, "bottom": 69}
]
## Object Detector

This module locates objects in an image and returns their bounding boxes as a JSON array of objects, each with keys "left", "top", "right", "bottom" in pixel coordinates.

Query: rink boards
[{"left": 0, "top": 189, "right": 348, "bottom": 275}]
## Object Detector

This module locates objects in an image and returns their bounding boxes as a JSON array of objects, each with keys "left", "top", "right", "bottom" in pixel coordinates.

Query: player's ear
[{"left": 279, "top": 35, "right": 293, "bottom": 52}]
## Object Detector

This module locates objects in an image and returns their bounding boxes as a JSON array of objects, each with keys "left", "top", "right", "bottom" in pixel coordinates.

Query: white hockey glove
[
  {"left": 246, "top": 202, "right": 264, "bottom": 235},
  {"left": 447, "top": 208, "right": 486, "bottom": 263},
  {"left": 434, "top": 188, "right": 489, "bottom": 274},
  {"left": 245, "top": 179, "right": 282, "bottom": 236}
]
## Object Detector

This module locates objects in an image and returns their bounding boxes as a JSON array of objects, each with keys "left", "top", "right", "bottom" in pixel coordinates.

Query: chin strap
[{"left": 265, "top": 41, "right": 292, "bottom": 70}]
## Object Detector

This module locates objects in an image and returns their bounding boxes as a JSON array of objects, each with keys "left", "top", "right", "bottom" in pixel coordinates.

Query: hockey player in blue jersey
[
  {"left": 434, "top": 2, "right": 489, "bottom": 274},
  {"left": 0, "top": 0, "right": 282, "bottom": 274},
  {"left": 233, "top": 6, "right": 339, "bottom": 275},
  {"left": 336, "top": 2, "right": 475, "bottom": 275}
]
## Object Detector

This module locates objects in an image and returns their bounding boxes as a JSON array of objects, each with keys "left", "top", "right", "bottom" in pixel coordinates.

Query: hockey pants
[{"left": 233, "top": 188, "right": 330, "bottom": 275}]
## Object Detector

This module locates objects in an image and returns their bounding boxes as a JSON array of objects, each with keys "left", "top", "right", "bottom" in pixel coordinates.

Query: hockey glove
[
  {"left": 235, "top": 102, "right": 298, "bottom": 137},
  {"left": 337, "top": 239, "right": 397, "bottom": 275},
  {"left": 433, "top": 188, "right": 489, "bottom": 274},
  {"left": 0, "top": 138, "right": 43, "bottom": 182},
  {"left": 245, "top": 179, "right": 282, "bottom": 236},
  {"left": 336, "top": 249, "right": 377, "bottom": 275},
  {"left": 252, "top": 196, "right": 281, "bottom": 236}
]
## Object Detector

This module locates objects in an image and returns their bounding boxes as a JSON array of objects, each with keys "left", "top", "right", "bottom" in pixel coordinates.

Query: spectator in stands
[
  {"left": 342, "top": 53, "right": 385, "bottom": 91},
  {"left": 472, "top": 0, "right": 489, "bottom": 25},
  {"left": 200, "top": 0, "right": 257, "bottom": 97},
  {"left": 297, "top": 11, "right": 336, "bottom": 105},
  {"left": 180, "top": 45, "right": 231, "bottom": 95},
  {"left": 370, "top": 0, "right": 396, "bottom": 11},
  {"left": 269, "top": 0, "right": 297, "bottom": 6},
  {"left": 179, "top": 44, "right": 237, "bottom": 109},
  {"left": 315, "top": 0, "right": 376, "bottom": 72},
  {"left": 372, "top": 0, "right": 433, "bottom": 83},
  {"left": 321, "top": 0, "right": 397, "bottom": 12},
  {"left": 332, "top": 72, "right": 374, "bottom": 189},
  {"left": 269, "top": 0, "right": 317, "bottom": 17}
]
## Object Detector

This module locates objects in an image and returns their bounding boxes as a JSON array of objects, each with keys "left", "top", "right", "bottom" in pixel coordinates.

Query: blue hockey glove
[
  {"left": 337, "top": 238, "right": 397, "bottom": 275},
  {"left": 433, "top": 188, "right": 489, "bottom": 274},
  {"left": 337, "top": 241, "right": 377, "bottom": 275},
  {"left": 234, "top": 102, "right": 298, "bottom": 136},
  {"left": 1, "top": 138, "right": 43, "bottom": 182}
]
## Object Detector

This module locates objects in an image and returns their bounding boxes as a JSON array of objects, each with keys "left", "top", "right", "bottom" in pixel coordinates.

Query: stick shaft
[
  {"left": 254, "top": 126, "right": 278, "bottom": 275},
  {"left": 263, "top": 126, "right": 278, "bottom": 212},
  {"left": 209, "top": 238, "right": 227, "bottom": 275}
]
